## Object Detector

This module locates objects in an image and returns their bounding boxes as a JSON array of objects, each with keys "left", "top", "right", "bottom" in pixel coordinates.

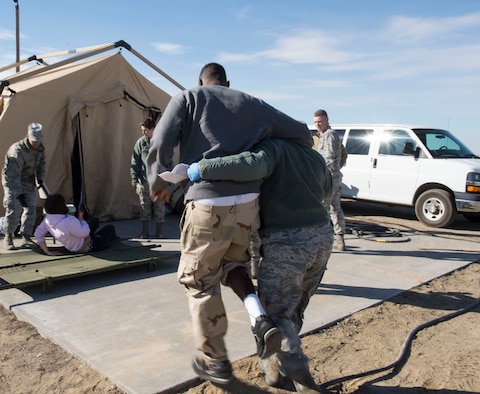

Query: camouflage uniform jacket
[
  {"left": 315, "top": 127, "right": 342, "bottom": 174},
  {"left": 198, "top": 138, "right": 332, "bottom": 234},
  {"left": 130, "top": 136, "right": 150, "bottom": 184},
  {"left": 1, "top": 138, "right": 46, "bottom": 197}
]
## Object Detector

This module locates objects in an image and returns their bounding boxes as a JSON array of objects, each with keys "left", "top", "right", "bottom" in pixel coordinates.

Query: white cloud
[
  {"left": 0, "top": 29, "right": 15, "bottom": 40},
  {"left": 218, "top": 11, "right": 480, "bottom": 89},
  {"left": 219, "top": 29, "right": 357, "bottom": 65},
  {"left": 260, "top": 29, "right": 356, "bottom": 65},
  {"left": 217, "top": 51, "right": 260, "bottom": 62},
  {"left": 385, "top": 12, "right": 480, "bottom": 43},
  {"left": 308, "top": 79, "right": 353, "bottom": 88},
  {"left": 247, "top": 90, "right": 303, "bottom": 101},
  {"left": 234, "top": 5, "right": 251, "bottom": 19},
  {"left": 151, "top": 42, "right": 187, "bottom": 55}
]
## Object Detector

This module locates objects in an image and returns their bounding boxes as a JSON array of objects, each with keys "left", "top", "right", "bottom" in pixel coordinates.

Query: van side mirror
[
  {"left": 403, "top": 142, "right": 415, "bottom": 155},
  {"left": 403, "top": 142, "right": 420, "bottom": 158}
]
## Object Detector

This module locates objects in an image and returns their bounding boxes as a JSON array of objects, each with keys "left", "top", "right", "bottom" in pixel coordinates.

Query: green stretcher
[{"left": 0, "top": 241, "right": 180, "bottom": 292}]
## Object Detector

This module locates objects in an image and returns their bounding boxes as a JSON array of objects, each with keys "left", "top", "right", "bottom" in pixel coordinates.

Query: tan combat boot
[{"left": 333, "top": 234, "right": 345, "bottom": 251}]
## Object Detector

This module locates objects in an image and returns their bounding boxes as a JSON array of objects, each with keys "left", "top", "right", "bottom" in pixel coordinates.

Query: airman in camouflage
[
  {"left": 313, "top": 109, "right": 346, "bottom": 252},
  {"left": 2, "top": 123, "right": 46, "bottom": 250},
  {"left": 131, "top": 117, "right": 166, "bottom": 239}
]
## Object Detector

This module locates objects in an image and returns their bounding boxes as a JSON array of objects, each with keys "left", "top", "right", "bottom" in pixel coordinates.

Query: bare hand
[
  {"left": 47, "top": 250, "right": 63, "bottom": 256},
  {"left": 150, "top": 189, "right": 170, "bottom": 202}
]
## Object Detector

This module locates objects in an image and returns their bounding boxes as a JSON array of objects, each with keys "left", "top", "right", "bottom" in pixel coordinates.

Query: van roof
[{"left": 308, "top": 123, "right": 443, "bottom": 130}]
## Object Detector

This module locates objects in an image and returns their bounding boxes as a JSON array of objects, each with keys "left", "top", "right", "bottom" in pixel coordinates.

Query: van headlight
[{"left": 466, "top": 172, "right": 480, "bottom": 193}]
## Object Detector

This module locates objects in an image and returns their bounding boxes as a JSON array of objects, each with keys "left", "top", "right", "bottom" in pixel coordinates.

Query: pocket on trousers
[
  {"left": 190, "top": 205, "right": 222, "bottom": 240},
  {"left": 192, "top": 224, "right": 217, "bottom": 239}
]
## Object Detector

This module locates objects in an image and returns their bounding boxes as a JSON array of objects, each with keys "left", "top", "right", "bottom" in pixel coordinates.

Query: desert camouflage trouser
[
  {"left": 3, "top": 187, "right": 37, "bottom": 235},
  {"left": 136, "top": 181, "right": 165, "bottom": 222},
  {"left": 178, "top": 198, "right": 260, "bottom": 361},
  {"left": 258, "top": 223, "right": 333, "bottom": 375},
  {"left": 324, "top": 172, "right": 345, "bottom": 235}
]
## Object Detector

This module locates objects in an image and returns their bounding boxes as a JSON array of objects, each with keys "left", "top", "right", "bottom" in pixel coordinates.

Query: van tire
[{"left": 415, "top": 189, "right": 456, "bottom": 228}]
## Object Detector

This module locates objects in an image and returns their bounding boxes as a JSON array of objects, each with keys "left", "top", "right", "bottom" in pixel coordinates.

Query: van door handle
[{"left": 372, "top": 158, "right": 377, "bottom": 168}]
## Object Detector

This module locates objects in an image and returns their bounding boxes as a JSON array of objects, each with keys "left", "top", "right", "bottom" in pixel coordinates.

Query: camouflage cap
[{"left": 27, "top": 123, "right": 43, "bottom": 142}]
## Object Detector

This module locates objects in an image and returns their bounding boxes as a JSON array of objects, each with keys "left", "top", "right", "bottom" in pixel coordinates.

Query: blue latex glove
[{"left": 187, "top": 162, "right": 200, "bottom": 182}]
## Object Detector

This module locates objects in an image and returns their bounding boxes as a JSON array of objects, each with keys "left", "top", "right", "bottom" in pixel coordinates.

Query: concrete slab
[{"left": 1, "top": 213, "right": 479, "bottom": 394}]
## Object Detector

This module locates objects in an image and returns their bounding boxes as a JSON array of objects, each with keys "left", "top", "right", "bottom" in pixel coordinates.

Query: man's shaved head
[{"left": 198, "top": 63, "right": 230, "bottom": 87}]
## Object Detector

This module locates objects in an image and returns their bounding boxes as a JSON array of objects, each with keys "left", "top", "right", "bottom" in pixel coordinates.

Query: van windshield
[{"left": 413, "top": 129, "right": 478, "bottom": 158}]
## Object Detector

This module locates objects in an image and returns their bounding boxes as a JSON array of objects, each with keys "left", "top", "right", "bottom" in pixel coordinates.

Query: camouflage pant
[
  {"left": 3, "top": 188, "right": 37, "bottom": 235},
  {"left": 178, "top": 198, "right": 260, "bottom": 361},
  {"left": 324, "top": 173, "right": 345, "bottom": 235},
  {"left": 249, "top": 230, "right": 262, "bottom": 278},
  {"left": 258, "top": 223, "right": 333, "bottom": 375},
  {"left": 136, "top": 181, "right": 165, "bottom": 222}
]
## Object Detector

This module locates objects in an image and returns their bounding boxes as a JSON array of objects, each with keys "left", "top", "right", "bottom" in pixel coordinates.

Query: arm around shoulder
[{"left": 199, "top": 145, "right": 275, "bottom": 182}]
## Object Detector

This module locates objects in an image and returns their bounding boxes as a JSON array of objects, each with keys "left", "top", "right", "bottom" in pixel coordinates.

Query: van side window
[
  {"left": 334, "top": 129, "right": 346, "bottom": 143},
  {"left": 379, "top": 129, "right": 416, "bottom": 155},
  {"left": 345, "top": 129, "right": 373, "bottom": 155}
]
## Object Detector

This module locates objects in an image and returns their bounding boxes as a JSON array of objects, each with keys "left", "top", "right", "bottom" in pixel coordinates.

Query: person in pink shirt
[{"left": 34, "top": 194, "right": 116, "bottom": 255}]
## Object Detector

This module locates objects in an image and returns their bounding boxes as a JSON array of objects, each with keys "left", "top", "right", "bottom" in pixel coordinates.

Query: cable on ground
[
  {"left": 348, "top": 222, "right": 411, "bottom": 243},
  {"left": 320, "top": 291, "right": 480, "bottom": 391}
]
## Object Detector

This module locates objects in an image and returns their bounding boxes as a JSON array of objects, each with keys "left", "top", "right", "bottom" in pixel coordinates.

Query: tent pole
[
  {"left": 14, "top": 0, "right": 20, "bottom": 72},
  {"left": 0, "top": 40, "right": 185, "bottom": 95},
  {"left": 0, "top": 44, "right": 112, "bottom": 75},
  {"left": 127, "top": 47, "right": 185, "bottom": 91},
  {"left": 2, "top": 43, "right": 116, "bottom": 88}
]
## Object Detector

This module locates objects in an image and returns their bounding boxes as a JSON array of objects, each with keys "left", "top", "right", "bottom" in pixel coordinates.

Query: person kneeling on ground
[{"left": 34, "top": 193, "right": 117, "bottom": 256}]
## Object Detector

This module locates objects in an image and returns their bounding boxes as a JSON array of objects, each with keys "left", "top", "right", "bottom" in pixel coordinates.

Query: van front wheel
[{"left": 415, "top": 189, "right": 456, "bottom": 228}]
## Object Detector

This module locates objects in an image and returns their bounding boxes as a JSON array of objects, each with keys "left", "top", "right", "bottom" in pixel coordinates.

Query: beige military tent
[{"left": 0, "top": 45, "right": 182, "bottom": 220}]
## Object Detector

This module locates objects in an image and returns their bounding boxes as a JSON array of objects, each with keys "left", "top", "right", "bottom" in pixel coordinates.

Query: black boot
[
  {"left": 155, "top": 223, "right": 165, "bottom": 238},
  {"left": 21, "top": 234, "right": 36, "bottom": 248},
  {"left": 139, "top": 221, "right": 149, "bottom": 239}
]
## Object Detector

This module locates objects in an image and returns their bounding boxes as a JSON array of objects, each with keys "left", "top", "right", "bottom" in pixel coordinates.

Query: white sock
[{"left": 244, "top": 293, "right": 266, "bottom": 326}]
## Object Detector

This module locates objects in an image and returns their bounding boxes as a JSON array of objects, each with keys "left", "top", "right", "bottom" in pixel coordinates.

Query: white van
[{"left": 312, "top": 124, "right": 480, "bottom": 228}]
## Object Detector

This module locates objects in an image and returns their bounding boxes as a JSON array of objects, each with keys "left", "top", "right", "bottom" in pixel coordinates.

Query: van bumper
[{"left": 455, "top": 192, "right": 480, "bottom": 213}]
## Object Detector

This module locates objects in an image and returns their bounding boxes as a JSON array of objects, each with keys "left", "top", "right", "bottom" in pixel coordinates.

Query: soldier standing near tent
[
  {"left": 130, "top": 117, "right": 165, "bottom": 239},
  {"left": 2, "top": 123, "right": 46, "bottom": 250}
]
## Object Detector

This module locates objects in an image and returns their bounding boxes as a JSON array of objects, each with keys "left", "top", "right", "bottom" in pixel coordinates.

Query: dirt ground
[{"left": 1, "top": 204, "right": 479, "bottom": 394}]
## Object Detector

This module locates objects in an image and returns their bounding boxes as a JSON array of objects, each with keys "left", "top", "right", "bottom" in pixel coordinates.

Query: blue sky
[{"left": 1, "top": 0, "right": 480, "bottom": 153}]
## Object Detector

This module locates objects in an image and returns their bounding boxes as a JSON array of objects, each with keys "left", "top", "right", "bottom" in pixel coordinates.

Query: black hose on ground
[
  {"left": 320, "top": 292, "right": 480, "bottom": 391},
  {"left": 349, "top": 223, "right": 411, "bottom": 243}
]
